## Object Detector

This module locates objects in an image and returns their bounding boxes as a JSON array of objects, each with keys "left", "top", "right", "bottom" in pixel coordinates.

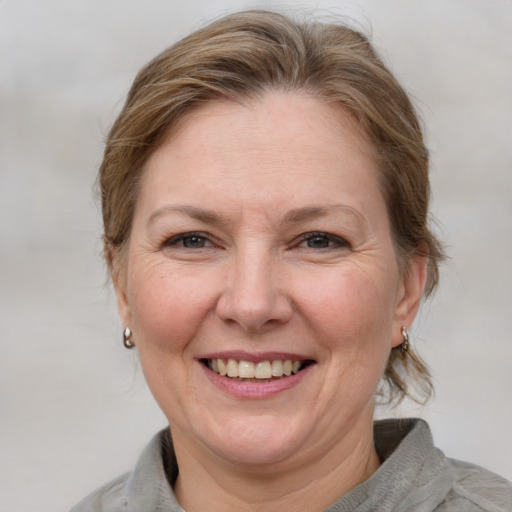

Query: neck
[{"left": 172, "top": 413, "right": 380, "bottom": 512}]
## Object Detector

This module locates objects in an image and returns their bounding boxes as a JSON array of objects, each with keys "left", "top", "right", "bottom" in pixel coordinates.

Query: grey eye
[
  {"left": 298, "top": 232, "right": 350, "bottom": 250},
  {"left": 164, "top": 232, "right": 212, "bottom": 249},
  {"left": 306, "top": 235, "right": 331, "bottom": 249},
  {"left": 181, "top": 235, "right": 207, "bottom": 248}
]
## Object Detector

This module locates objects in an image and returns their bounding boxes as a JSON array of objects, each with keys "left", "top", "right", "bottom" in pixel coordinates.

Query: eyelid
[
  {"left": 160, "top": 230, "right": 349, "bottom": 250},
  {"left": 296, "top": 231, "right": 351, "bottom": 248},
  {"left": 162, "top": 231, "right": 215, "bottom": 248}
]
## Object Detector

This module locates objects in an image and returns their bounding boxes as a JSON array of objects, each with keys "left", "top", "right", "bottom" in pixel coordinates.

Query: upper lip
[{"left": 197, "top": 350, "right": 315, "bottom": 363}]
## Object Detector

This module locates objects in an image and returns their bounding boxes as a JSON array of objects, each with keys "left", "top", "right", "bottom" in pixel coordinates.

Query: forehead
[
  {"left": 138, "top": 92, "right": 385, "bottom": 221},
  {"left": 167, "top": 92, "right": 374, "bottom": 163}
]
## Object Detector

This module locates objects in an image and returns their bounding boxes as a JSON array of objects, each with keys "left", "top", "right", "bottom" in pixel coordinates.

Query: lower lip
[{"left": 201, "top": 363, "right": 314, "bottom": 399}]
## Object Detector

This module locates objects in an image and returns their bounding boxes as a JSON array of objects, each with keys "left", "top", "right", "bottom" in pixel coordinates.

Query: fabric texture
[{"left": 71, "top": 418, "right": 512, "bottom": 512}]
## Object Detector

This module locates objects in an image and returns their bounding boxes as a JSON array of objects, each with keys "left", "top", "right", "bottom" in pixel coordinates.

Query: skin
[{"left": 114, "top": 92, "right": 427, "bottom": 511}]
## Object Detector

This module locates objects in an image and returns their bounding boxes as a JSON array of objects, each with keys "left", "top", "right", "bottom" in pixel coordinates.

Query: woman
[{"left": 72, "top": 10, "right": 512, "bottom": 512}]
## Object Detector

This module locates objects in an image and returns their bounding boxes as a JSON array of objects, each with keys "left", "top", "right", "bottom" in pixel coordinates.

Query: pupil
[
  {"left": 308, "top": 236, "right": 329, "bottom": 248},
  {"left": 184, "top": 236, "right": 204, "bottom": 248}
]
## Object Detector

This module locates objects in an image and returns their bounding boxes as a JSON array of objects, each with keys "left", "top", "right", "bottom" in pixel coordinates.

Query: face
[{"left": 115, "top": 92, "right": 425, "bottom": 471}]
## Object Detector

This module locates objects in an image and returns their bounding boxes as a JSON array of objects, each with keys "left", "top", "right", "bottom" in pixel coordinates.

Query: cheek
[
  {"left": 127, "top": 261, "right": 219, "bottom": 354},
  {"left": 300, "top": 268, "right": 396, "bottom": 403},
  {"left": 294, "top": 264, "right": 398, "bottom": 352}
]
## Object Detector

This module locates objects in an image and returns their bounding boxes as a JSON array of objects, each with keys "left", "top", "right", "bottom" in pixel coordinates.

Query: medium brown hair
[{"left": 99, "top": 10, "right": 444, "bottom": 404}]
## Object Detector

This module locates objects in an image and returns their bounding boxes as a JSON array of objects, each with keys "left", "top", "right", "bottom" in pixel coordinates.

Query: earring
[
  {"left": 400, "top": 325, "right": 409, "bottom": 352},
  {"left": 123, "top": 327, "right": 135, "bottom": 349}
]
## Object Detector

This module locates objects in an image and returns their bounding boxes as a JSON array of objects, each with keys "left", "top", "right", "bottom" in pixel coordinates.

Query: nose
[{"left": 216, "top": 246, "right": 293, "bottom": 333}]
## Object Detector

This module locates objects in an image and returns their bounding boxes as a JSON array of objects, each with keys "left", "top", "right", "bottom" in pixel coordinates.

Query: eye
[
  {"left": 298, "top": 232, "right": 350, "bottom": 250},
  {"left": 164, "top": 232, "right": 212, "bottom": 249}
]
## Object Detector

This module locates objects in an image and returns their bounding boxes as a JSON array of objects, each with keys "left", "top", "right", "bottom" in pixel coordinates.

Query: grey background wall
[{"left": 1, "top": 1, "right": 511, "bottom": 510}]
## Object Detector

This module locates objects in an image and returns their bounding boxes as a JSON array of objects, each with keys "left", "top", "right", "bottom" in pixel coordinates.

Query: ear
[
  {"left": 391, "top": 253, "right": 428, "bottom": 348},
  {"left": 109, "top": 246, "right": 132, "bottom": 329}
]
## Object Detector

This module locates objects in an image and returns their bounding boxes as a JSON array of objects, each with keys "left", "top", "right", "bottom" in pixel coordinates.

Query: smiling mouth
[{"left": 201, "top": 358, "right": 315, "bottom": 381}]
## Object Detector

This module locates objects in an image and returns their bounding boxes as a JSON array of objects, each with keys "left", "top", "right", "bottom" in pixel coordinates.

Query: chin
[
  {"left": 194, "top": 414, "right": 309, "bottom": 468},
  {"left": 212, "top": 437, "right": 302, "bottom": 468}
]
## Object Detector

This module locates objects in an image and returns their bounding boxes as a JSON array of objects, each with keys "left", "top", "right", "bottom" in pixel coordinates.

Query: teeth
[
  {"left": 271, "top": 360, "right": 283, "bottom": 376},
  {"left": 255, "top": 361, "right": 272, "bottom": 379},
  {"left": 238, "top": 361, "right": 255, "bottom": 378},
  {"left": 226, "top": 359, "right": 238, "bottom": 377},
  {"left": 207, "top": 358, "right": 307, "bottom": 379}
]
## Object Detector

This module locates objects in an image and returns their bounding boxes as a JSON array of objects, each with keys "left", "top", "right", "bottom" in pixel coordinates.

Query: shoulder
[
  {"left": 70, "top": 429, "right": 178, "bottom": 512},
  {"left": 436, "top": 458, "right": 512, "bottom": 512},
  {"left": 70, "top": 472, "right": 129, "bottom": 512},
  {"left": 372, "top": 418, "right": 512, "bottom": 512}
]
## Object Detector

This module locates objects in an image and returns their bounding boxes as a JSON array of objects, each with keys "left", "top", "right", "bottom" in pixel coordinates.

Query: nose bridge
[{"left": 217, "top": 239, "right": 291, "bottom": 331}]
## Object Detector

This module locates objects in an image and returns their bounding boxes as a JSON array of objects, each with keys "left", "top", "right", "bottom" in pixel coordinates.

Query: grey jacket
[{"left": 71, "top": 418, "right": 512, "bottom": 511}]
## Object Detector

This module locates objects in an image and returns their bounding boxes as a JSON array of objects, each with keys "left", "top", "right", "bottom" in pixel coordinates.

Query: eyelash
[
  {"left": 162, "top": 232, "right": 213, "bottom": 249},
  {"left": 297, "top": 232, "right": 350, "bottom": 250},
  {"left": 162, "top": 231, "right": 350, "bottom": 251}
]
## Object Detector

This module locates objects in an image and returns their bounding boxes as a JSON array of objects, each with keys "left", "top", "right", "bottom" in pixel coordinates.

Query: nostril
[
  {"left": 215, "top": 266, "right": 293, "bottom": 332},
  {"left": 217, "top": 299, "right": 293, "bottom": 333}
]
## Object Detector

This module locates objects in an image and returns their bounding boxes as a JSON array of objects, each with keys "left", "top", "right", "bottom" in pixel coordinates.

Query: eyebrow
[
  {"left": 148, "top": 205, "right": 224, "bottom": 227},
  {"left": 147, "top": 203, "right": 367, "bottom": 228},
  {"left": 282, "top": 204, "right": 367, "bottom": 226}
]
